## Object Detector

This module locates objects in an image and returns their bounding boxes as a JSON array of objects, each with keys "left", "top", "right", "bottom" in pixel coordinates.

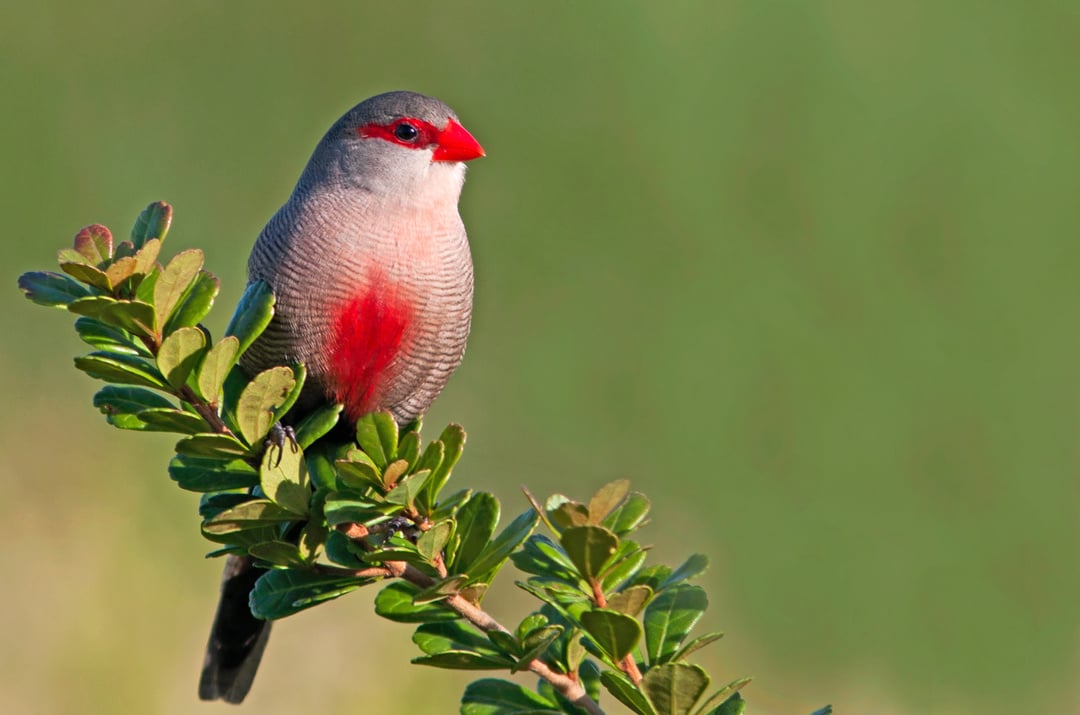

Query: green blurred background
[{"left": 3, "top": 1, "right": 1078, "bottom": 713}]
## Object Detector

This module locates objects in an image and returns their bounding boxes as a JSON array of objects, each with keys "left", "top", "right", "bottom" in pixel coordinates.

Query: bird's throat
[{"left": 328, "top": 285, "right": 414, "bottom": 421}]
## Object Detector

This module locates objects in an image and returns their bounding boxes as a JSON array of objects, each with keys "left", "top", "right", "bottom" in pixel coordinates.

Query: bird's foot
[
  {"left": 264, "top": 423, "right": 299, "bottom": 468},
  {"left": 383, "top": 514, "right": 422, "bottom": 543}
]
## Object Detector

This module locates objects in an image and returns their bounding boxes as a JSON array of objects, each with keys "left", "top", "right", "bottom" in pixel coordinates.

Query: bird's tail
[{"left": 198, "top": 555, "right": 272, "bottom": 703}]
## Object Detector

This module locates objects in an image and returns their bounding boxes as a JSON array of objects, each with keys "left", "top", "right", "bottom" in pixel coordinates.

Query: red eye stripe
[{"left": 357, "top": 118, "right": 442, "bottom": 150}]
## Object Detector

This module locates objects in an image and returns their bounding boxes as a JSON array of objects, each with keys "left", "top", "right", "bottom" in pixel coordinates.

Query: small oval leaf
[{"left": 236, "top": 366, "right": 296, "bottom": 446}]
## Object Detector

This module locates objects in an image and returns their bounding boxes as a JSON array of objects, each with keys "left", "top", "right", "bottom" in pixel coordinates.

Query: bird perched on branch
[{"left": 198, "top": 90, "right": 485, "bottom": 703}]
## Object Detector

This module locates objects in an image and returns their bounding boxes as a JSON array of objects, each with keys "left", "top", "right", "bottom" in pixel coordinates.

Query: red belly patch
[{"left": 329, "top": 287, "right": 414, "bottom": 420}]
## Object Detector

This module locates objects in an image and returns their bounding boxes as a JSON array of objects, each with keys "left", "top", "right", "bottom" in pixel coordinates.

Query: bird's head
[{"left": 305, "top": 91, "right": 485, "bottom": 201}]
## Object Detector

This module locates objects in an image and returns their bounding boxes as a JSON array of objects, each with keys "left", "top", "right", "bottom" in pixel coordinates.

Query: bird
[{"left": 198, "top": 90, "right": 485, "bottom": 703}]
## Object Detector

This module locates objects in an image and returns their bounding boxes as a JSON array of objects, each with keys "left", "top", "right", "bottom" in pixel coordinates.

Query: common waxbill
[{"left": 198, "top": 90, "right": 485, "bottom": 703}]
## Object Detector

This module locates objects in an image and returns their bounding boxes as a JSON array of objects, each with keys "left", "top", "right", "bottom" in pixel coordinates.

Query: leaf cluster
[
  {"left": 17, "top": 203, "right": 830, "bottom": 715},
  {"left": 445, "top": 481, "right": 747, "bottom": 715}
]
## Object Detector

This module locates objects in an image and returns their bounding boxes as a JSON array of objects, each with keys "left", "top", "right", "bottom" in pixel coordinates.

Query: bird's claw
[
  {"left": 264, "top": 423, "right": 299, "bottom": 468},
  {"left": 383, "top": 515, "right": 421, "bottom": 543}
]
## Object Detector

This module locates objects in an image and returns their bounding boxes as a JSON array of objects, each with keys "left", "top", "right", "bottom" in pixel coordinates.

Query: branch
[{"left": 337, "top": 523, "right": 606, "bottom": 715}]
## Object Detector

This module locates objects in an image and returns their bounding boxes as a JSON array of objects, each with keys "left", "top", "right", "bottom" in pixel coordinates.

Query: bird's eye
[{"left": 394, "top": 122, "right": 420, "bottom": 142}]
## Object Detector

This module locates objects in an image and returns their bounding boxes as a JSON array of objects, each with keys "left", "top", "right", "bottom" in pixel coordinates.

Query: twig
[{"left": 337, "top": 523, "right": 606, "bottom": 715}]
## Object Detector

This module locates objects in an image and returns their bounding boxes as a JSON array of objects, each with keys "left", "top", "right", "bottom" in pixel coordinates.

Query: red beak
[{"left": 432, "top": 118, "right": 485, "bottom": 162}]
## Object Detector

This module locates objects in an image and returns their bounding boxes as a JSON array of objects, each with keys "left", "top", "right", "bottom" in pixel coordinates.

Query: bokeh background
[{"left": 3, "top": 2, "right": 1078, "bottom": 713}]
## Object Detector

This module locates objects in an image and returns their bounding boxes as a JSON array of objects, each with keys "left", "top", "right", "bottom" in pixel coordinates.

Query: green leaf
[
  {"left": 168, "top": 455, "right": 258, "bottom": 492},
  {"left": 560, "top": 525, "right": 619, "bottom": 581},
  {"left": 600, "top": 541, "right": 649, "bottom": 592},
  {"left": 104, "top": 256, "right": 138, "bottom": 288},
  {"left": 18, "top": 271, "right": 90, "bottom": 307},
  {"left": 74, "top": 352, "right": 168, "bottom": 389},
  {"left": 293, "top": 402, "right": 343, "bottom": 448},
  {"left": 322, "top": 490, "right": 381, "bottom": 526},
  {"left": 260, "top": 439, "right": 310, "bottom": 515},
  {"left": 461, "top": 679, "right": 561, "bottom": 715},
  {"left": 100, "top": 299, "right": 156, "bottom": 337},
  {"left": 631, "top": 565, "right": 673, "bottom": 592},
  {"left": 694, "top": 677, "right": 751, "bottom": 715},
  {"left": 641, "top": 662, "right": 709, "bottom": 715},
  {"left": 549, "top": 498, "right": 591, "bottom": 531},
  {"left": 607, "top": 584, "right": 653, "bottom": 617},
  {"left": 516, "top": 614, "right": 549, "bottom": 642},
  {"left": 203, "top": 546, "right": 246, "bottom": 560},
  {"left": 411, "top": 652, "right": 514, "bottom": 670},
  {"left": 431, "top": 487, "right": 471, "bottom": 522},
  {"left": 397, "top": 430, "right": 421, "bottom": 470},
  {"left": 707, "top": 693, "right": 746, "bottom": 715},
  {"left": 335, "top": 457, "right": 384, "bottom": 492},
  {"left": 512, "top": 624, "right": 563, "bottom": 673},
  {"left": 130, "top": 200, "right": 172, "bottom": 248},
  {"left": 132, "top": 238, "right": 162, "bottom": 277},
  {"left": 515, "top": 581, "right": 579, "bottom": 624},
  {"left": 60, "top": 261, "right": 112, "bottom": 291},
  {"left": 415, "top": 438, "right": 445, "bottom": 476},
  {"left": 297, "top": 520, "right": 328, "bottom": 563},
  {"left": 588, "top": 479, "right": 631, "bottom": 524},
  {"left": 413, "top": 620, "right": 500, "bottom": 656},
  {"left": 661, "top": 554, "right": 709, "bottom": 590},
  {"left": 305, "top": 445, "right": 341, "bottom": 491},
  {"left": 66, "top": 295, "right": 117, "bottom": 320},
  {"left": 600, "top": 670, "right": 657, "bottom": 715},
  {"left": 382, "top": 458, "right": 410, "bottom": 488},
  {"left": 134, "top": 265, "right": 159, "bottom": 303},
  {"left": 359, "top": 540, "right": 425, "bottom": 566},
  {"left": 164, "top": 270, "right": 219, "bottom": 332},
  {"left": 412, "top": 574, "right": 467, "bottom": 605},
  {"left": 603, "top": 491, "right": 651, "bottom": 536},
  {"left": 510, "top": 535, "right": 580, "bottom": 583},
  {"left": 198, "top": 492, "right": 256, "bottom": 520},
  {"left": 422, "top": 423, "right": 465, "bottom": 508},
  {"left": 137, "top": 407, "right": 209, "bottom": 434},
  {"left": 73, "top": 223, "right": 113, "bottom": 264},
  {"left": 383, "top": 468, "right": 431, "bottom": 509},
  {"left": 69, "top": 297, "right": 156, "bottom": 337},
  {"left": 644, "top": 584, "right": 708, "bottom": 665},
  {"left": 580, "top": 608, "right": 642, "bottom": 662},
  {"left": 195, "top": 335, "right": 240, "bottom": 403},
  {"left": 175, "top": 433, "right": 249, "bottom": 459},
  {"left": 249, "top": 568, "right": 372, "bottom": 620},
  {"left": 448, "top": 491, "right": 499, "bottom": 574},
  {"left": 355, "top": 411, "right": 397, "bottom": 470},
  {"left": 373, "top": 581, "right": 458, "bottom": 623},
  {"left": 807, "top": 707, "right": 833, "bottom": 715},
  {"left": 236, "top": 366, "right": 296, "bottom": 446},
  {"left": 248, "top": 541, "right": 307, "bottom": 568},
  {"left": 273, "top": 362, "right": 306, "bottom": 423},
  {"left": 670, "top": 631, "right": 724, "bottom": 662},
  {"left": 201, "top": 498, "right": 297, "bottom": 535},
  {"left": 75, "top": 318, "right": 149, "bottom": 356},
  {"left": 93, "top": 385, "right": 175, "bottom": 429},
  {"left": 487, "top": 630, "right": 519, "bottom": 657},
  {"left": 464, "top": 508, "right": 539, "bottom": 585},
  {"left": 564, "top": 631, "right": 589, "bottom": 678},
  {"left": 154, "top": 249, "right": 205, "bottom": 330},
  {"left": 156, "top": 326, "right": 207, "bottom": 389},
  {"left": 225, "top": 280, "right": 275, "bottom": 356},
  {"left": 220, "top": 365, "right": 247, "bottom": 433},
  {"left": 417, "top": 519, "right": 453, "bottom": 563},
  {"left": 322, "top": 530, "right": 364, "bottom": 568}
]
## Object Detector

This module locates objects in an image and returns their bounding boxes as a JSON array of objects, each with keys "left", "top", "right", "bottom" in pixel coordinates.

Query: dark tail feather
[{"left": 199, "top": 555, "right": 272, "bottom": 703}]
